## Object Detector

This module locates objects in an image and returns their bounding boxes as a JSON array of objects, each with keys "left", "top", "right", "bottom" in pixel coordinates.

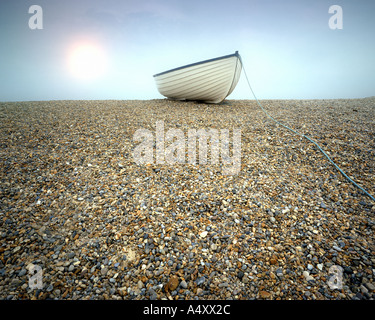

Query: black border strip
[{"left": 1, "top": 299, "right": 367, "bottom": 319}]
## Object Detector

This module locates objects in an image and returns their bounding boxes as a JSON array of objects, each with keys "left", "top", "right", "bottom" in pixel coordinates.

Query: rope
[{"left": 241, "top": 63, "right": 375, "bottom": 203}]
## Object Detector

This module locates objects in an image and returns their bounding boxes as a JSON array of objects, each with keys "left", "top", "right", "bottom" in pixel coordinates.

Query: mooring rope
[{"left": 241, "top": 63, "right": 375, "bottom": 202}]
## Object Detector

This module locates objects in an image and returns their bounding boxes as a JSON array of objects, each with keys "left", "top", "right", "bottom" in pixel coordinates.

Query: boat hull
[{"left": 153, "top": 51, "right": 242, "bottom": 104}]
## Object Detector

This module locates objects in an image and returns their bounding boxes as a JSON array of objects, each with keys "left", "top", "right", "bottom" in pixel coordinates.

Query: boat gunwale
[{"left": 153, "top": 51, "right": 240, "bottom": 78}]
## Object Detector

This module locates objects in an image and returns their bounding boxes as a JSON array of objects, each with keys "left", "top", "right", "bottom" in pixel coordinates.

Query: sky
[{"left": 0, "top": 0, "right": 374, "bottom": 101}]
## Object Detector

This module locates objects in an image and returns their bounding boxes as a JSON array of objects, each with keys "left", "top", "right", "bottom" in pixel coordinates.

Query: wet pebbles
[{"left": 0, "top": 98, "right": 374, "bottom": 300}]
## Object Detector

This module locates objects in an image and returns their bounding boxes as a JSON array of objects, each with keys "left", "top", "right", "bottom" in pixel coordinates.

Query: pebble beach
[{"left": 0, "top": 98, "right": 374, "bottom": 300}]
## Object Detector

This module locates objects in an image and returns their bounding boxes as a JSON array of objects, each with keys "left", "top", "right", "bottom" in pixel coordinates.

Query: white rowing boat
[{"left": 153, "top": 51, "right": 242, "bottom": 104}]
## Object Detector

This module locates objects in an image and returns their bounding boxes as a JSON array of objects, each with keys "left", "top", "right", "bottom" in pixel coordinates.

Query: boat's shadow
[{"left": 164, "top": 98, "right": 233, "bottom": 107}]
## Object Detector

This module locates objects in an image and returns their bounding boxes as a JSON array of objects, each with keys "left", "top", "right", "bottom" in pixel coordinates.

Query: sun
[{"left": 67, "top": 43, "right": 108, "bottom": 80}]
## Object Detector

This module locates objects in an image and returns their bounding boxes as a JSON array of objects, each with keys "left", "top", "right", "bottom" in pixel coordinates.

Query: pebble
[
  {"left": 303, "top": 271, "right": 314, "bottom": 282},
  {"left": 148, "top": 288, "right": 157, "bottom": 300},
  {"left": 276, "top": 268, "right": 283, "bottom": 277},
  {"left": 195, "top": 277, "right": 205, "bottom": 286},
  {"left": 137, "top": 280, "right": 144, "bottom": 289},
  {"left": 18, "top": 269, "right": 27, "bottom": 277},
  {"left": 259, "top": 291, "right": 271, "bottom": 299},
  {"left": 364, "top": 282, "right": 375, "bottom": 292},
  {"left": 210, "top": 244, "right": 218, "bottom": 251},
  {"left": 180, "top": 280, "right": 188, "bottom": 289},
  {"left": 199, "top": 231, "right": 208, "bottom": 238},
  {"left": 101, "top": 267, "right": 108, "bottom": 276},
  {"left": 0, "top": 98, "right": 374, "bottom": 300},
  {"left": 165, "top": 275, "right": 179, "bottom": 292},
  {"left": 242, "top": 276, "right": 249, "bottom": 284}
]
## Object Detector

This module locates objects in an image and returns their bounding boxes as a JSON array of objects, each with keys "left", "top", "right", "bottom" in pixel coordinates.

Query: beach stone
[
  {"left": 166, "top": 275, "right": 179, "bottom": 291},
  {"left": 270, "top": 255, "right": 278, "bottom": 265},
  {"left": 199, "top": 231, "right": 208, "bottom": 238},
  {"left": 360, "top": 285, "right": 368, "bottom": 294},
  {"left": 148, "top": 288, "right": 157, "bottom": 300},
  {"left": 276, "top": 268, "right": 283, "bottom": 277},
  {"left": 11, "top": 279, "right": 22, "bottom": 287},
  {"left": 218, "top": 282, "right": 228, "bottom": 288},
  {"left": 137, "top": 280, "right": 144, "bottom": 289},
  {"left": 180, "top": 280, "right": 188, "bottom": 289},
  {"left": 344, "top": 266, "right": 353, "bottom": 274},
  {"left": 259, "top": 291, "right": 271, "bottom": 299},
  {"left": 67, "top": 252, "right": 75, "bottom": 259},
  {"left": 18, "top": 269, "right": 27, "bottom": 277},
  {"left": 195, "top": 277, "right": 205, "bottom": 286},
  {"left": 303, "top": 271, "right": 314, "bottom": 281},
  {"left": 210, "top": 244, "right": 218, "bottom": 251},
  {"left": 101, "top": 267, "right": 108, "bottom": 276},
  {"left": 364, "top": 282, "right": 375, "bottom": 292},
  {"left": 242, "top": 276, "right": 249, "bottom": 284}
]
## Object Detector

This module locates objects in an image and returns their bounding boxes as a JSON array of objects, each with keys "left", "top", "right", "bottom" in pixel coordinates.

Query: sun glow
[{"left": 67, "top": 43, "right": 108, "bottom": 80}]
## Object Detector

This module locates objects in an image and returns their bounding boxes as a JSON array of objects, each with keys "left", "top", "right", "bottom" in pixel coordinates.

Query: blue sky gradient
[{"left": 0, "top": 0, "right": 374, "bottom": 101}]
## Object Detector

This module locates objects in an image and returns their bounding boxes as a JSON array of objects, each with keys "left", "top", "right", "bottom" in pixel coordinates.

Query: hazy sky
[{"left": 0, "top": 0, "right": 374, "bottom": 101}]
